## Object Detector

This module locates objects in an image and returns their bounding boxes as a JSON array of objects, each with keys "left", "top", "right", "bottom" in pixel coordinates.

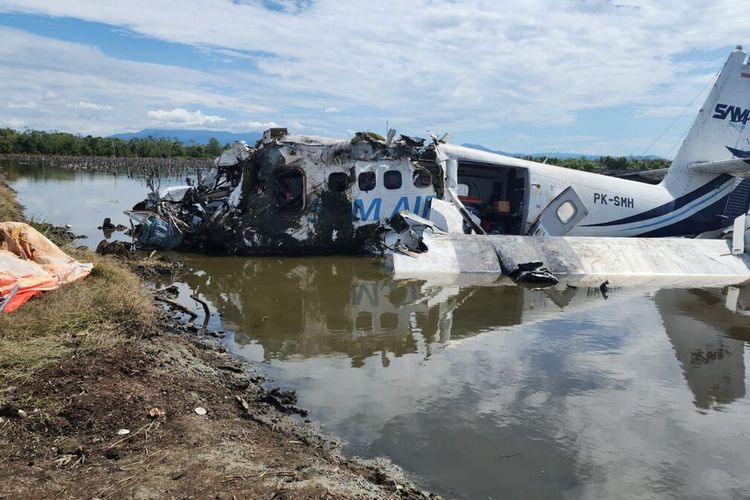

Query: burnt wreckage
[{"left": 126, "top": 128, "right": 445, "bottom": 254}]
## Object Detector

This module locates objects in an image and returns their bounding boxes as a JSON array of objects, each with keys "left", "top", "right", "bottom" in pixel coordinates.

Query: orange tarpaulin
[{"left": 0, "top": 222, "right": 93, "bottom": 313}]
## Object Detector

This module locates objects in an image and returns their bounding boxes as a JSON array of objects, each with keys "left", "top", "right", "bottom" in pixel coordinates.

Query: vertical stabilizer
[{"left": 665, "top": 47, "right": 750, "bottom": 193}]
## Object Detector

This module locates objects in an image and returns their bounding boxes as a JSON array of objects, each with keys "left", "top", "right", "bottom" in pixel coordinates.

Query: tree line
[
  {"left": 0, "top": 128, "right": 670, "bottom": 171},
  {"left": 0, "top": 128, "right": 226, "bottom": 159},
  {"left": 521, "top": 155, "right": 669, "bottom": 172}
]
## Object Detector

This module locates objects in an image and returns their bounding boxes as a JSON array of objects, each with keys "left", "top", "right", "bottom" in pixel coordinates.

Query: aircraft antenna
[
  {"left": 664, "top": 120, "right": 695, "bottom": 159},
  {"left": 639, "top": 71, "right": 718, "bottom": 156}
]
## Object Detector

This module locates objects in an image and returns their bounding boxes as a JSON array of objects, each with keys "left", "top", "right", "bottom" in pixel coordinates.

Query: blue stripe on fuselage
[
  {"left": 581, "top": 175, "right": 732, "bottom": 228},
  {"left": 616, "top": 179, "right": 733, "bottom": 233},
  {"left": 638, "top": 193, "right": 731, "bottom": 236}
]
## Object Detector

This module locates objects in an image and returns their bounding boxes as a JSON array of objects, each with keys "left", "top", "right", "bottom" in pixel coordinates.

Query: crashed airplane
[
  {"left": 127, "top": 46, "right": 750, "bottom": 280},
  {"left": 127, "top": 129, "right": 442, "bottom": 254}
]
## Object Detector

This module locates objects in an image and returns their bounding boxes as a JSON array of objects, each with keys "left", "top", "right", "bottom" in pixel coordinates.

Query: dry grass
[
  {"left": 0, "top": 176, "right": 156, "bottom": 386},
  {"left": 13, "top": 249, "right": 153, "bottom": 335},
  {"left": 0, "top": 250, "right": 156, "bottom": 385},
  {"left": 0, "top": 175, "right": 23, "bottom": 222}
]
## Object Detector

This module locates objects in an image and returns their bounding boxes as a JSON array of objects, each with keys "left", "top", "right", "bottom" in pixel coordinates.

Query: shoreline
[
  {"left": 0, "top": 154, "right": 213, "bottom": 177},
  {"left": 0, "top": 173, "right": 435, "bottom": 498}
]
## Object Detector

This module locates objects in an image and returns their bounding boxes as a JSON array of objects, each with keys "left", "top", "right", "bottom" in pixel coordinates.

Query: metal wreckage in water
[{"left": 127, "top": 122, "right": 750, "bottom": 283}]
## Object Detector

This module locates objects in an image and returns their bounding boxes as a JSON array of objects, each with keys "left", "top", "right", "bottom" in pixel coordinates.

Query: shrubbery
[{"left": 0, "top": 128, "right": 225, "bottom": 159}]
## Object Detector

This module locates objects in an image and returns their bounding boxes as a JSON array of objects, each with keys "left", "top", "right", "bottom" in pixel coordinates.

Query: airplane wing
[{"left": 688, "top": 158, "right": 750, "bottom": 177}]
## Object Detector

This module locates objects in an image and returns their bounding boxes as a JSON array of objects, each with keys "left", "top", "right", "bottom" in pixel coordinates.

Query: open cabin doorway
[{"left": 456, "top": 161, "right": 528, "bottom": 234}]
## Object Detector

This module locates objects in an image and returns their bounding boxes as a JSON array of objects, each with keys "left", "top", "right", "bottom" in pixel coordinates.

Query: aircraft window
[
  {"left": 276, "top": 169, "right": 305, "bottom": 212},
  {"left": 556, "top": 201, "right": 577, "bottom": 223},
  {"left": 384, "top": 170, "right": 402, "bottom": 190},
  {"left": 355, "top": 311, "right": 373, "bottom": 331},
  {"left": 380, "top": 312, "right": 399, "bottom": 330},
  {"left": 457, "top": 183, "right": 470, "bottom": 196},
  {"left": 358, "top": 171, "right": 376, "bottom": 192},
  {"left": 328, "top": 172, "right": 349, "bottom": 192},
  {"left": 413, "top": 169, "right": 432, "bottom": 188}
]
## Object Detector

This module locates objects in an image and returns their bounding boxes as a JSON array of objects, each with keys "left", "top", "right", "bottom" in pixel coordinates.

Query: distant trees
[
  {"left": 522, "top": 155, "right": 670, "bottom": 172},
  {"left": 0, "top": 128, "right": 229, "bottom": 159},
  {"left": 0, "top": 128, "right": 671, "bottom": 172},
  {"left": 207, "top": 137, "right": 222, "bottom": 157}
]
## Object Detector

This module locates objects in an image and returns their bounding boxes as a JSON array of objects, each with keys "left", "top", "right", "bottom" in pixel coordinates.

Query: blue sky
[{"left": 0, "top": 0, "right": 748, "bottom": 156}]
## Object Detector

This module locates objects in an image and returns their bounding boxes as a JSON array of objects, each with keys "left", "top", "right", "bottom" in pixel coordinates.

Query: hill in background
[{"left": 461, "top": 143, "right": 663, "bottom": 160}]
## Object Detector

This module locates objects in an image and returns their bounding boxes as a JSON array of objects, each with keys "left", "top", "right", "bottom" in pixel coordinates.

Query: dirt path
[{"left": 0, "top": 313, "right": 433, "bottom": 499}]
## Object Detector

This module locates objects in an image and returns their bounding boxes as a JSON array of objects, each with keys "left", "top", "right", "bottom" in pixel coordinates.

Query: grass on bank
[
  {"left": 0, "top": 176, "right": 23, "bottom": 221},
  {"left": 0, "top": 175, "right": 155, "bottom": 386}
]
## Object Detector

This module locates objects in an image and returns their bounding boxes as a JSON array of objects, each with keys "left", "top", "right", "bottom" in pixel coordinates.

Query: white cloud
[
  {"left": 7, "top": 101, "right": 38, "bottom": 109},
  {"left": 324, "top": 107, "right": 341, "bottom": 113},
  {"left": 1, "top": 0, "right": 743, "bottom": 124},
  {"left": 1, "top": 117, "right": 25, "bottom": 128},
  {"left": 147, "top": 107, "right": 225, "bottom": 126},
  {"left": 77, "top": 100, "right": 113, "bottom": 111},
  {"left": 0, "top": 0, "right": 747, "bottom": 152},
  {"left": 634, "top": 104, "right": 703, "bottom": 119},
  {"left": 0, "top": 27, "right": 262, "bottom": 134},
  {"left": 246, "top": 120, "right": 279, "bottom": 130}
]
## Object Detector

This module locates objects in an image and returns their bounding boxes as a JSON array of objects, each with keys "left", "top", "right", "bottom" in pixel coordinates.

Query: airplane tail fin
[{"left": 665, "top": 47, "right": 750, "bottom": 193}]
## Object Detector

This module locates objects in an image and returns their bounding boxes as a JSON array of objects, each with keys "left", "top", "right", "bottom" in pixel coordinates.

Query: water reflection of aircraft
[
  {"left": 170, "top": 256, "right": 750, "bottom": 408},
  {"left": 171, "top": 256, "right": 661, "bottom": 364},
  {"left": 655, "top": 285, "right": 750, "bottom": 409}
]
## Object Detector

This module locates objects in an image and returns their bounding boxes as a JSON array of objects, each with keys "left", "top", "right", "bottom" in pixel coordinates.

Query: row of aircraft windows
[
  {"left": 326, "top": 169, "right": 432, "bottom": 193},
  {"left": 278, "top": 168, "right": 433, "bottom": 213}
]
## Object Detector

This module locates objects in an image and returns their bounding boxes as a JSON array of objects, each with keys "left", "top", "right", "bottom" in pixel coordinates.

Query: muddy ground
[{"left": 0, "top": 310, "right": 434, "bottom": 499}]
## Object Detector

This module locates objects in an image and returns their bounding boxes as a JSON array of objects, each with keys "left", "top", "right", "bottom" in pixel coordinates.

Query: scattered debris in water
[
  {"left": 2, "top": 154, "right": 212, "bottom": 177},
  {"left": 509, "top": 262, "right": 559, "bottom": 285},
  {"left": 599, "top": 280, "right": 610, "bottom": 300},
  {"left": 95, "top": 239, "right": 132, "bottom": 256}
]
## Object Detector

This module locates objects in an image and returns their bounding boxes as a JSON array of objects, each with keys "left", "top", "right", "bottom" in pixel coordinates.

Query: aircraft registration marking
[{"left": 594, "top": 193, "right": 634, "bottom": 208}]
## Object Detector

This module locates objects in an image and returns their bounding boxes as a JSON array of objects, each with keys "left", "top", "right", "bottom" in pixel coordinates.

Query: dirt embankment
[
  {"left": 0, "top": 322, "right": 429, "bottom": 499},
  {"left": 0, "top": 175, "right": 435, "bottom": 499}
]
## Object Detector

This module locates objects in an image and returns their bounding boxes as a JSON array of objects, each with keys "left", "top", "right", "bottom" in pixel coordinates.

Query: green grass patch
[{"left": 0, "top": 176, "right": 23, "bottom": 222}]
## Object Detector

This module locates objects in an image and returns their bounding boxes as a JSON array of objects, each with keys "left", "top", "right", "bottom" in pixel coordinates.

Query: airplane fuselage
[
  {"left": 526, "top": 163, "right": 737, "bottom": 237},
  {"left": 442, "top": 144, "right": 743, "bottom": 238}
]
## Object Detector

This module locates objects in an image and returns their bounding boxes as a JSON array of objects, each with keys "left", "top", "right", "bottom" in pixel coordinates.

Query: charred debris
[{"left": 126, "top": 128, "right": 444, "bottom": 255}]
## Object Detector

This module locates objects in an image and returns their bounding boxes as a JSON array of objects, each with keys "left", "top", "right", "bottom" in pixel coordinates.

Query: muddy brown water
[{"left": 4, "top": 160, "right": 750, "bottom": 499}]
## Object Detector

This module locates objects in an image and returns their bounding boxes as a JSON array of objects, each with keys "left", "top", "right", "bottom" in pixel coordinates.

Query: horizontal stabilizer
[{"left": 688, "top": 158, "right": 750, "bottom": 177}]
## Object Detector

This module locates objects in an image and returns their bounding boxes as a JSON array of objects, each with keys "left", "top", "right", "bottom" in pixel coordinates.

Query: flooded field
[{"left": 4, "top": 160, "right": 750, "bottom": 499}]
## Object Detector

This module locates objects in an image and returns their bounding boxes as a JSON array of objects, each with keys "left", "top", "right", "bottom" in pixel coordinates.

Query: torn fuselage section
[
  {"left": 126, "top": 130, "right": 443, "bottom": 254},
  {"left": 125, "top": 140, "right": 250, "bottom": 251}
]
